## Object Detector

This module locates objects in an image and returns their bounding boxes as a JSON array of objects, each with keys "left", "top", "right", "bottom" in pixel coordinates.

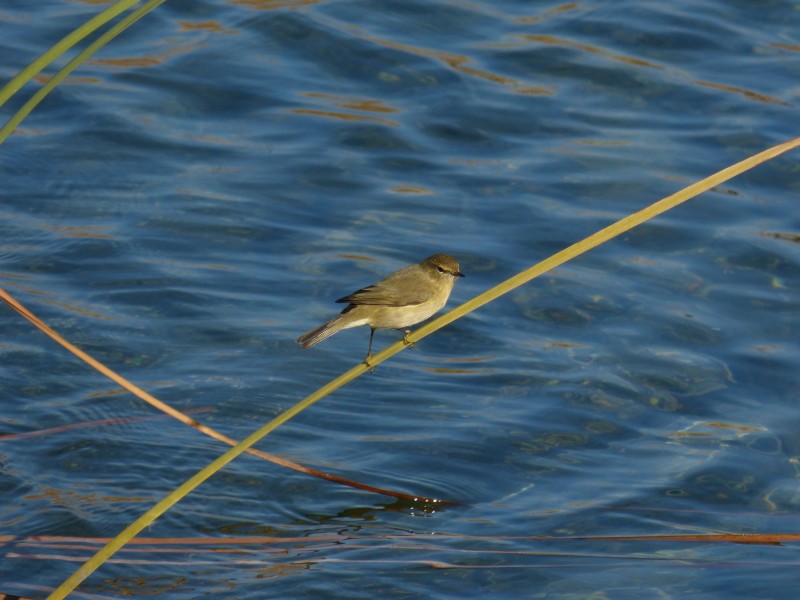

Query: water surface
[{"left": 1, "top": 0, "right": 800, "bottom": 598}]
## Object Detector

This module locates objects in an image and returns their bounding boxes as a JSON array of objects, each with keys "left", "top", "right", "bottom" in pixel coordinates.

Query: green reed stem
[
  {"left": 49, "top": 136, "right": 800, "bottom": 599},
  {"left": 0, "top": 0, "right": 139, "bottom": 110},
  {"left": 0, "top": 0, "right": 167, "bottom": 146}
]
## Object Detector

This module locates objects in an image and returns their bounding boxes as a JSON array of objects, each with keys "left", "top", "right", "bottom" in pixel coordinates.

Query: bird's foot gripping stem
[{"left": 402, "top": 330, "right": 415, "bottom": 349}]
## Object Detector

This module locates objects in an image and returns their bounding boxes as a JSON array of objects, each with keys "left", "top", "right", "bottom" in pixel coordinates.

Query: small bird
[{"left": 297, "top": 254, "right": 464, "bottom": 365}]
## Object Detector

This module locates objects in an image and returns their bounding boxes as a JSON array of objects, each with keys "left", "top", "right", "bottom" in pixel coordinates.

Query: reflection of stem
[{"left": 0, "top": 407, "right": 213, "bottom": 440}]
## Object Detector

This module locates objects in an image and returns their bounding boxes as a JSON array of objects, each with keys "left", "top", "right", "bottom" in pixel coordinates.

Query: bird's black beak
[{"left": 456, "top": 271, "right": 465, "bottom": 278}]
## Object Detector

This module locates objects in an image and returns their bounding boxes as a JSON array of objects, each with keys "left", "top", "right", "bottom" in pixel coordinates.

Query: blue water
[{"left": 2, "top": 0, "right": 800, "bottom": 598}]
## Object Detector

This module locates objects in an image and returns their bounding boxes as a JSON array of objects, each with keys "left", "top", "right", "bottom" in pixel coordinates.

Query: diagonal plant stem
[
  {"left": 0, "top": 0, "right": 140, "bottom": 109},
  {"left": 0, "top": 0, "right": 168, "bottom": 145},
  {"left": 1, "top": 0, "right": 437, "bottom": 507},
  {"left": 405, "top": 137, "right": 800, "bottom": 346},
  {"left": 0, "top": 288, "right": 450, "bottom": 504},
  {"left": 48, "top": 137, "right": 800, "bottom": 598}
]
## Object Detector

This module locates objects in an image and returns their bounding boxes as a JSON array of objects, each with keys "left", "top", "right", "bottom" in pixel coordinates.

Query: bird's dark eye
[{"left": 436, "top": 266, "right": 445, "bottom": 273}]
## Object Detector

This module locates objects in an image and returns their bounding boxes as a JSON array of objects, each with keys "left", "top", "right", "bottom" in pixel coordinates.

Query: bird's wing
[{"left": 336, "top": 266, "right": 430, "bottom": 306}]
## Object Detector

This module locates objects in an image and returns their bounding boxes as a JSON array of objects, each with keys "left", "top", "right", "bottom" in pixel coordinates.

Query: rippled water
[{"left": 2, "top": 0, "right": 800, "bottom": 598}]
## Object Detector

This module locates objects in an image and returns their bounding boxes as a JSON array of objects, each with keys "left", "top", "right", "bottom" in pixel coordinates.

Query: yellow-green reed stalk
[
  {"left": 49, "top": 136, "right": 800, "bottom": 599},
  {"left": 0, "top": 0, "right": 139, "bottom": 110},
  {"left": 0, "top": 0, "right": 166, "bottom": 145}
]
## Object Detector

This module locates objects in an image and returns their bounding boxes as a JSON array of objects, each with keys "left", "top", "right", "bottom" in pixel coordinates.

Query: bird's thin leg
[
  {"left": 364, "top": 328, "right": 376, "bottom": 371},
  {"left": 402, "top": 329, "right": 414, "bottom": 348}
]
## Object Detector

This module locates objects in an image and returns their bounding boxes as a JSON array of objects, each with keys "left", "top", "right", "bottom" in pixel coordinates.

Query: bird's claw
[{"left": 402, "top": 330, "right": 415, "bottom": 349}]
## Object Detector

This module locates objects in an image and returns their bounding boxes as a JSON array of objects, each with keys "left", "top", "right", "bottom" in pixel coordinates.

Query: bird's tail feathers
[{"left": 296, "top": 313, "right": 349, "bottom": 349}]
